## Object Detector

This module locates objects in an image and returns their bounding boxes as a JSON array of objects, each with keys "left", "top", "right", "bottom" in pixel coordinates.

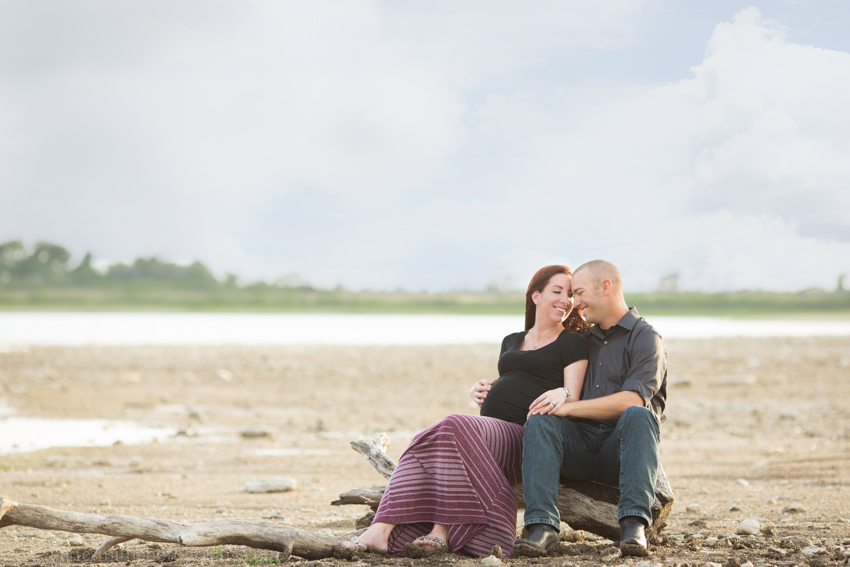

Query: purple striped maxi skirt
[{"left": 372, "top": 413, "right": 524, "bottom": 557}]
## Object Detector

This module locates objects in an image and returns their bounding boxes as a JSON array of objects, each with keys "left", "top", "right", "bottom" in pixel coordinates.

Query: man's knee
[
  {"left": 618, "top": 406, "right": 659, "bottom": 437},
  {"left": 524, "top": 413, "right": 563, "bottom": 435},
  {"left": 620, "top": 405, "right": 655, "bottom": 425},
  {"left": 523, "top": 414, "right": 566, "bottom": 448}
]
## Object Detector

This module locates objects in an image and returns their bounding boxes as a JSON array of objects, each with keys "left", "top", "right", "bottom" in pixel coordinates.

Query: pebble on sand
[
  {"left": 781, "top": 535, "right": 812, "bottom": 548},
  {"left": 244, "top": 477, "right": 297, "bottom": 493},
  {"left": 736, "top": 518, "right": 760, "bottom": 536},
  {"left": 801, "top": 545, "right": 827, "bottom": 556},
  {"left": 782, "top": 503, "right": 807, "bottom": 514}
]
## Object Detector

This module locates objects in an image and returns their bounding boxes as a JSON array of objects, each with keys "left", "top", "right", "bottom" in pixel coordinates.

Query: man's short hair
[{"left": 575, "top": 260, "right": 623, "bottom": 291}]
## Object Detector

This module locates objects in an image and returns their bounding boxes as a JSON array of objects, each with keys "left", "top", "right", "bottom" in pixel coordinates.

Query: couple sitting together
[{"left": 341, "top": 260, "right": 668, "bottom": 558}]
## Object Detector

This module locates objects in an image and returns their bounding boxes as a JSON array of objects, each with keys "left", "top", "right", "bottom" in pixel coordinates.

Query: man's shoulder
[{"left": 625, "top": 308, "right": 665, "bottom": 341}]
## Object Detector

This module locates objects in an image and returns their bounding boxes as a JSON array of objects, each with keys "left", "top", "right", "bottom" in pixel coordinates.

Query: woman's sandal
[{"left": 404, "top": 536, "right": 449, "bottom": 558}]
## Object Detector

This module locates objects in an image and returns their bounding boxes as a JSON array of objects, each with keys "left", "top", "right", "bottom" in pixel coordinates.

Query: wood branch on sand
[
  {"left": 335, "top": 434, "right": 675, "bottom": 543},
  {"left": 0, "top": 497, "right": 355, "bottom": 560}
]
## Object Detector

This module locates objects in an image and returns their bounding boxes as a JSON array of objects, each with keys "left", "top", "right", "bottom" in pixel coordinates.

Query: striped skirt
[{"left": 373, "top": 413, "right": 524, "bottom": 557}]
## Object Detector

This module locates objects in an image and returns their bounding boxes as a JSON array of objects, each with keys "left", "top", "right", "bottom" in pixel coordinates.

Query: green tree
[
  {"left": 4, "top": 241, "right": 71, "bottom": 285},
  {"left": 68, "top": 252, "right": 102, "bottom": 286}
]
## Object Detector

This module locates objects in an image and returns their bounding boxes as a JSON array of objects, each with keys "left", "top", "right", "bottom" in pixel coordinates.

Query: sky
[{"left": 2, "top": 1, "right": 850, "bottom": 293}]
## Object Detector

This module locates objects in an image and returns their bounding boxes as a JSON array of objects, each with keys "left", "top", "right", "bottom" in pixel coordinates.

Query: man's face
[{"left": 571, "top": 270, "right": 605, "bottom": 325}]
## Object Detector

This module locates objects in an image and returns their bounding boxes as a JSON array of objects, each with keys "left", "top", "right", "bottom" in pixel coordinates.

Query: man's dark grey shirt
[{"left": 580, "top": 307, "right": 667, "bottom": 427}]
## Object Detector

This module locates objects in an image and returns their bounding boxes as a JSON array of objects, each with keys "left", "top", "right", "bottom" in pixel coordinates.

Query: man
[{"left": 514, "top": 259, "right": 667, "bottom": 557}]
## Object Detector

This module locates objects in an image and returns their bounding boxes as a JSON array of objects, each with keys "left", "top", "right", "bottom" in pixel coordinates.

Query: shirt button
[
  {"left": 598, "top": 362, "right": 602, "bottom": 366},
  {"left": 603, "top": 341, "right": 608, "bottom": 344},
  {"left": 595, "top": 385, "right": 600, "bottom": 388}
]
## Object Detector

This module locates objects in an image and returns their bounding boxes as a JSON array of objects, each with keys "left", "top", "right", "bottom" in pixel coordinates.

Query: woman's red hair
[{"left": 524, "top": 265, "right": 587, "bottom": 332}]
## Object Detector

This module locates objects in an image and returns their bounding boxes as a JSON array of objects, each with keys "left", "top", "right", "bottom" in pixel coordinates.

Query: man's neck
[{"left": 597, "top": 305, "right": 629, "bottom": 331}]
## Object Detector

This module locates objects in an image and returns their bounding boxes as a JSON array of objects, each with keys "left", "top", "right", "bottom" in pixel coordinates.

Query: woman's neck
[{"left": 527, "top": 322, "right": 563, "bottom": 350}]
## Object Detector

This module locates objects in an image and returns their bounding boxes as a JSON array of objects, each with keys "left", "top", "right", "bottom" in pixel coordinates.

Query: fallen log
[
  {"left": 338, "top": 434, "right": 675, "bottom": 543},
  {"left": 0, "top": 498, "right": 354, "bottom": 560}
]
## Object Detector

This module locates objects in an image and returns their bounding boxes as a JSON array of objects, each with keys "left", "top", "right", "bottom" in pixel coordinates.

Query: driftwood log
[
  {"left": 334, "top": 435, "right": 675, "bottom": 543},
  {"left": 0, "top": 497, "right": 356, "bottom": 560}
]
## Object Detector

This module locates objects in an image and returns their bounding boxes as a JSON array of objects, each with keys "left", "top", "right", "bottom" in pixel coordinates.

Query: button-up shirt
[{"left": 580, "top": 307, "right": 667, "bottom": 427}]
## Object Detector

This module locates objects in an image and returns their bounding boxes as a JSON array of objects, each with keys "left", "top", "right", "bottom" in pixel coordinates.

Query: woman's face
[{"left": 532, "top": 272, "right": 574, "bottom": 325}]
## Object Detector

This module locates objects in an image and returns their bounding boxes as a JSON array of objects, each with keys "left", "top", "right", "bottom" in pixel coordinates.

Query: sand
[{"left": 1, "top": 337, "right": 849, "bottom": 566}]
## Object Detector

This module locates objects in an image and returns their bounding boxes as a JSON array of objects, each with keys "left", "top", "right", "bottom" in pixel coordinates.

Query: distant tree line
[
  {"left": 2, "top": 239, "right": 848, "bottom": 314},
  {"left": 0, "top": 240, "right": 231, "bottom": 290}
]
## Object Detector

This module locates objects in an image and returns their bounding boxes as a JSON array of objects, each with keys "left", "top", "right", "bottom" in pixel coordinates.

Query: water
[
  {"left": 0, "top": 416, "right": 172, "bottom": 455},
  {"left": 1, "top": 312, "right": 850, "bottom": 349}
]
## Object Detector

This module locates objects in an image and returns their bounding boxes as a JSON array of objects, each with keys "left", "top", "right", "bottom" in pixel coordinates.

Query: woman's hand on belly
[{"left": 470, "top": 377, "right": 499, "bottom": 408}]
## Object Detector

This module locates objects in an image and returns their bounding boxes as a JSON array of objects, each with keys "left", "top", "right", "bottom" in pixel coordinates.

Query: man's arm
[{"left": 546, "top": 390, "right": 643, "bottom": 420}]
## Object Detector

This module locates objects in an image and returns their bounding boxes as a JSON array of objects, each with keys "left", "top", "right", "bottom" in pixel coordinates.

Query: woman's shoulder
[
  {"left": 557, "top": 329, "right": 588, "bottom": 344},
  {"left": 500, "top": 330, "right": 526, "bottom": 351},
  {"left": 556, "top": 329, "right": 590, "bottom": 358}
]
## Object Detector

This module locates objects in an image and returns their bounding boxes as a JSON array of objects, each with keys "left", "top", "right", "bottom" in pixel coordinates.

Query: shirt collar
[{"left": 589, "top": 307, "right": 641, "bottom": 337}]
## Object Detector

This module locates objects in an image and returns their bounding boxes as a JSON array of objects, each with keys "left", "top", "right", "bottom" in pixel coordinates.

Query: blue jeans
[{"left": 521, "top": 406, "right": 660, "bottom": 530}]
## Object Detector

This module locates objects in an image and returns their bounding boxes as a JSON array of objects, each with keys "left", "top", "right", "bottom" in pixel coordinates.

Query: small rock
[
  {"left": 728, "top": 504, "right": 742, "bottom": 512},
  {"left": 686, "top": 503, "right": 702, "bottom": 514},
  {"left": 740, "top": 562, "right": 753, "bottom": 567},
  {"left": 215, "top": 368, "right": 233, "bottom": 381},
  {"left": 704, "top": 537, "right": 719, "bottom": 547},
  {"left": 67, "top": 536, "right": 86, "bottom": 546},
  {"left": 480, "top": 555, "right": 503, "bottom": 566},
  {"left": 723, "top": 558, "right": 741, "bottom": 567},
  {"left": 782, "top": 503, "right": 807, "bottom": 514},
  {"left": 600, "top": 546, "right": 622, "bottom": 562},
  {"left": 768, "top": 546, "right": 786, "bottom": 556},
  {"left": 559, "top": 524, "right": 583, "bottom": 543},
  {"left": 781, "top": 535, "right": 812, "bottom": 548},
  {"left": 99, "top": 498, "right": 110, "bottom": 506},
  {"left": 736, "top": 518, "right": 760, "bottom": 536},
  {"left": 736, "top": 478, "right": 750, "bottom": 487},
  {"left": 240, "top": 429, "right": 273, "bottom": 439},
  {"left": 700, "top": 562, "right": 722, "bottom": 567},
  {"left": 801, "top": 546, "right": 827, "bottom": 556},
  {"left": 244, "top": 477, "right": 297, "bottom": 493}
]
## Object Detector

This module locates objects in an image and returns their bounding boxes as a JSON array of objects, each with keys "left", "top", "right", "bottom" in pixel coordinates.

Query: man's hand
[
  {"left": 540, "top": 390, "right": 644, "bottom": 421},
  {"left": 470, "top": 377, "right": 498, "bottom": 408}
]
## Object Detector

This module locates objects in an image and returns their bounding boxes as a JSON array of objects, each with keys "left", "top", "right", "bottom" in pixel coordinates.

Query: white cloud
[
  {"left": 2, "top": 3, "right": 850, "bottom": 292},
  {"left": 467, "top": 7, "right": 850, "bottom": 291}
]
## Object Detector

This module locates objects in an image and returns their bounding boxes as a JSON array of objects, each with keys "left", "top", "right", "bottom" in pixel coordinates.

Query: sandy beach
[{"left": 2, "top": 337, "right": 850, "bottom": 566}]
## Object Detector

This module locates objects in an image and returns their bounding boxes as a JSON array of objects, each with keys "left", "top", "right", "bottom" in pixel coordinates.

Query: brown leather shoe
[
  {"left": 619, "top": 516, "right": 648, "bottom": 557},
  {"left": 512, "top": 524, "right": 559, "bottom": 557}
]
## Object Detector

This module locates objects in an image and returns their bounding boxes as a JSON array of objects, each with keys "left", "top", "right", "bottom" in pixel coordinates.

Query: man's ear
[{"left": 600, "top": 279, "right": 612, "bottom": 296}]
